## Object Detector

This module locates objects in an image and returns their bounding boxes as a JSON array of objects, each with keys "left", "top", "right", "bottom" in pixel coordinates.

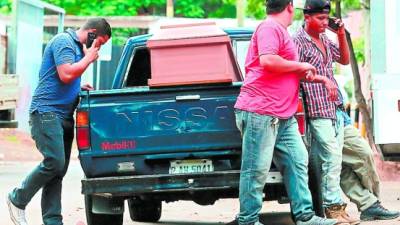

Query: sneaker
[
  {"left": 296, "top": 215, "right": 338, "bottom": 225},
  {"left": 360, "top": 201, "right": 400, "bottom": 221},
  {"left": 6, "top": 195, "right": 28, "bottom": 225}
]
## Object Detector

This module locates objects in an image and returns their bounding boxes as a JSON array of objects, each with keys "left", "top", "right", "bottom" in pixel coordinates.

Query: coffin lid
[{"left": 148, "top": 22, "right": 228, "bottom": 42}]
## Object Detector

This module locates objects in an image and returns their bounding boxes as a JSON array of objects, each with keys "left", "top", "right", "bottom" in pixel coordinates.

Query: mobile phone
[
  {"left": 86, "top": 32, "right": 97, "bottom": 48},
  {"left": 328, "top": 17, "right": 339, "bottom": 31}
]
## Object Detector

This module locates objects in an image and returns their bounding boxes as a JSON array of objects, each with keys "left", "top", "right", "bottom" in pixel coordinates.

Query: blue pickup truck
[{"left": 76, "top": 27, "right": 310, "bottom": 225}]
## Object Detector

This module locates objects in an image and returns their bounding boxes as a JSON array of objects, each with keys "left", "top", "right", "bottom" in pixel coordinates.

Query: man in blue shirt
[{"left": 7, "top": 18, "right": 111, "bottom": 225}]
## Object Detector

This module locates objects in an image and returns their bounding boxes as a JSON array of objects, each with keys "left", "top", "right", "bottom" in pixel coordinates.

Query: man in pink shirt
[{"left": 233, "top": 1, "right": 338, "bottom": 225}]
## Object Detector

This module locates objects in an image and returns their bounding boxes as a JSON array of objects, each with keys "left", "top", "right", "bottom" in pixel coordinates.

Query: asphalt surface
[{"left": 1, "top": 161, "right": 399, "bottom": 225}]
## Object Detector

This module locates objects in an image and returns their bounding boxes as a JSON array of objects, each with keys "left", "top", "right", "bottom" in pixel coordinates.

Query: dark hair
[
  {"left": 266, "top": 0, "right": 293, "bottom": 15},
  {"left": 82, "top": 18, "right": 112, "bottom": 38}
]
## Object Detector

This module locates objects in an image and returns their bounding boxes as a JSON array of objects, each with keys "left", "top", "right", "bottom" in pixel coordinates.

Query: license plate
[{"left": 169, "top": 159, "right": 214, "bottom": 174}]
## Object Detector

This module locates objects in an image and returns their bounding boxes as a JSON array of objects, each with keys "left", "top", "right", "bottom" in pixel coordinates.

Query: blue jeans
[
  {"left": 9, "top": 112, "right": 74, "bottom": 225},
  {"left": 235, "top": 110, "right": 314, "bottom": 225},
  {"left": 309, "top": 109, "right": 345, "bottom": 207}
]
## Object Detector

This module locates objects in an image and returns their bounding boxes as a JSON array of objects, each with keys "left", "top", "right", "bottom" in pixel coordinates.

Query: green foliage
[
  {"left": 352, "top": 38, "right": 365, "bottom": 65},
  {"left": 43, "top": 0, "right": 238, "bottom": 18},
  {"left": 246, "top": 0, "right": 265, "bottom": 19},
  {"left": 0, "top": 0, "right": 12, "bottom": 15},
  {"left": 331, "top": 0, "right": 362, "bottom": 16},
  {"left": 341, "top": 0, "right": 362, "bottom": 10},
  {"left": 206, "top": 0, "right": 236, "bottom": 18},
  {"left": 174, "top": 0, "right": 206, "bottom": 18},
  {"left": 112, "top": 28, "right": 140, "bottom": 45},
  {"left": 43, "top": 0, "right": 166, "bottom": 16},
  {"left": 344, "top": 79, "right": 354, "bottom": 100}
]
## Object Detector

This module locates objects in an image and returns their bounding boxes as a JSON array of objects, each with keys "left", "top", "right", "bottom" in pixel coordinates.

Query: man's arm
[
  {"left": 303, "top": 72, "right": 338, "bottom": 101},
  {"left": 57, "top": 40, "right": 99, "bottom": 84},
  {"left": 332, "top": 19, "right": 350, "bottom": 65},
  {"left": 259, "top": 54, "right": 316, "bottom": 78}
]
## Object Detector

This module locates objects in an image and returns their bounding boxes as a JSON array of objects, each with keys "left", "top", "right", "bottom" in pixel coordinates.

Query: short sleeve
[
  {"left": 52, "top": 35, "right": 76, "bottom": 66},
  {"left": 257, "top": 24, "right": 282, "bottom": 56},
  {"left": 327, "top": 38, "right": 340, "bottom": 62}
]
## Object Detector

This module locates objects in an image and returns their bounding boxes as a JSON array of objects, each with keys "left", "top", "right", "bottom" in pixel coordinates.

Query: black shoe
[{"left": 360, "top": 201, "right": 400, "bottom": 221}]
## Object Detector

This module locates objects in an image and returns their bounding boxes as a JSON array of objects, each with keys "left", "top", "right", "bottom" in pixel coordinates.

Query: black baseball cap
[{"left": 303, "top": 0, "right": 331, "bottom": 14}]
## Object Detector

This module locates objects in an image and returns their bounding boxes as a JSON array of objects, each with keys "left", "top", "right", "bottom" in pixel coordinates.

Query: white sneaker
[
  {"left": 297, "top": 215, "right": 338, "bottom": 225},
  {"left": 6, "top": 195, "right": 28, "bottom": 225}
]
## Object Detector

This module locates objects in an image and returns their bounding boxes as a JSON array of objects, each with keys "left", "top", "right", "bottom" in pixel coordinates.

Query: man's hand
[
  {"left": 81, "top": 83, "right": 94, "bottom": 91},
  {"left": 304, "top": 75, "right": 338, "bottom": 101},
  {"left": 298, "top": 62, "right": 317, "bottom": 79},
  {"left": 329, "top": 17, "right": 350, "bottom": 65},
  {"left": 322, "top": 78, "right": 338, "bottom": 101},
  {"left": 328, "top": 17, "right": 345, "bottom": 36},
  {"left": 83, "top": 39, "right": 100, "bottom": 63},
  {"left": 304, "top": 70, "right": 316, "bottom": 82}
]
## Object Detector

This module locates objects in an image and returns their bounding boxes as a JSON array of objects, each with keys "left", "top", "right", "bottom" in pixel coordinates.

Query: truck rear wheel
[
  {"left": 84, "top": 195, "right": 123, "bottom": 225},
  {"left": 128, "top": 198, "right": 162, "bottom": 222}
]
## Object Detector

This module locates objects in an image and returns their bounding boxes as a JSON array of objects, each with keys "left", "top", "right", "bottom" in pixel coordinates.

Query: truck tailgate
[{"left": 78, "top": 83, "right": 242, "bottom": 177}]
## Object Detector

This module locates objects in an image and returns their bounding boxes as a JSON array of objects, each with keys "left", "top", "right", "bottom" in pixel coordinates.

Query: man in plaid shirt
[{"left": 293, "top": 0, "right": 359, "bottom": 225}]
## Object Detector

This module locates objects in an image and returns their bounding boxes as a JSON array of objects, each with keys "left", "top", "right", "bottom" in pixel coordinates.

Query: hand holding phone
[
  {"left": 328, "top": 17, "right": 340, "bottom": 31},
  {"left": 86, "top": 32, "right": 97, "bottom": 48},
  {"left": 84, "top": 32, "right": 99, "bottom": 63}
]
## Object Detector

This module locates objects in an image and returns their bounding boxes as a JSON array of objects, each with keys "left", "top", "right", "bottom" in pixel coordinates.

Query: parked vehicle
[
  {"left": 76, "top": 25, "right": 309, "bottom": 225},
  {"left": 0, "top": 74, "right": 18, "bottom": 128}
]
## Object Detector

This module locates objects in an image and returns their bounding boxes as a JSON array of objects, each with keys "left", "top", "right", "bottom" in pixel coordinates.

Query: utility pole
[
  {"left": 237, "top": 0, "right": 245, "bottom": 27},
  {"left": 167, "top": 0, "right": 174, "bottom": 18}
]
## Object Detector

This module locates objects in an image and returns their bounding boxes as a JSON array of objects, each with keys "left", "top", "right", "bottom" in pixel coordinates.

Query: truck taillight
[
  {"left": 76, "top": 111, "right": 90, "bottom": 150},
  {"left": 77, "top": 111, "right": 89, "bottom": 126},
  {"left": 295, "top": 99, "right": 306, "bottom": 135}
]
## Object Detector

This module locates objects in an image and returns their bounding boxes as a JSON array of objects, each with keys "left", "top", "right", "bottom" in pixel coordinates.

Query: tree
[{"left": 332, "top": 0, "right": 376, "bottom": 151}]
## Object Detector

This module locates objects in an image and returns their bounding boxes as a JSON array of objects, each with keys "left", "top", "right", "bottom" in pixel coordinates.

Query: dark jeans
[{"left": 9, "top": 112, "right": 74, "bottom": 225}]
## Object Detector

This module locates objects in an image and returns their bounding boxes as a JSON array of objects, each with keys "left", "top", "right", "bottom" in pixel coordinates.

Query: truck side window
[
  {"left": 125, "top": 47, "right": 151, "bottom": 87},
  {"left": 232, "top": 40, "right": 250, "bottom": 78}
]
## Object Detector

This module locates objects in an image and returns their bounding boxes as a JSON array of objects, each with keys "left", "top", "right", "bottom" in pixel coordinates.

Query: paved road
[{"left": 1, "top": 161, "right": 399, "bottom": 225}]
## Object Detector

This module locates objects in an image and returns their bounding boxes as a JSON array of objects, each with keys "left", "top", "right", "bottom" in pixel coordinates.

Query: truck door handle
[{"left": 175, "top": 95, "right": 201, "bottom": 101}]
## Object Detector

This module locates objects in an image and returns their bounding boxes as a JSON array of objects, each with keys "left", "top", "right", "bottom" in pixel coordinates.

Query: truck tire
[
  {"left": 308, "top": 150, "right": 324, "bottom": 217},
  {"left": 84, "top": 195, "right": 123, "bottom": 225},
  {"left": 128, "top": 198, "right": 162, "bottom": 222}
]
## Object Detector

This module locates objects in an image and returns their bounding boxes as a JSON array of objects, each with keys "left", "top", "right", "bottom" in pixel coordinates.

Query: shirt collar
[
  {"left": 298, "top": 26, "right": 328, "bottom": 44},
  {"left": 65, "top": 28, "right": 80, "bottom": 42},
  {"left": 298, "top": 26, "right": 312, "bottom": 42},
  {"left": 65, "top": 28, "right": 83, "bottom": 49}
]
